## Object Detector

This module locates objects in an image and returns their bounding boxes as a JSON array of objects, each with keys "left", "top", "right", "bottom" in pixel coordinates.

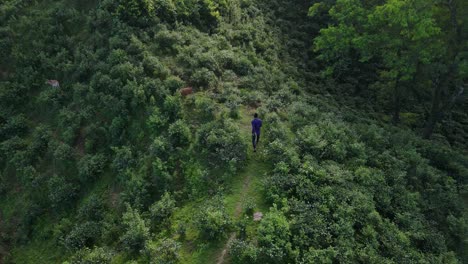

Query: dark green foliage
[
  {"left": 78, "top": 195, "right": 107, "bottom": 222},
  {"left": 78, "top": 154, "right": 107, "bottom": 181},
  {"left": 111, "top": 146, "right": 134, "bottom": 174},
  {"left": 64, "top": 222, "right": 101, "bottom": 250},
  {"left": 196, "top": 119, "right": 247, "bottom": 174},
  {"left": 168, "top": 120, "right": 191, "bottom": 149},
  {"left": 48, "top": 175, "right": 78, "bottom": 209}
]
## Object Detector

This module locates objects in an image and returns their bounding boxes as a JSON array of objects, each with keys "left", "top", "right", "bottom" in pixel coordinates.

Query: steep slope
[{"left": 0, "top": 0, "right": 466, "bottom": 263}]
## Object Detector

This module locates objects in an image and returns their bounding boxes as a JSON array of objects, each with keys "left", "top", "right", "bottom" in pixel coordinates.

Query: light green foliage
[
  {"left": 145, "top": 238, "right": 181, "bottom": 264},
  {"left": 120, "top": 204, "right": 151, "bottom": 252},
  {"left": 191, "top": 95, "right": 217, "bottom": 122},
  {"left": 149, "top": 192, "right": 176, "bottom": 226},
  {"left": 229, "top": 239, "right": 259, "bottom": 264},
  {"left": 316, "top": 0, "right": 441, "bottom": 77},
  {"left": 195, "top": 198, "right": 232, "bottom": 240},
  {"left": 67, "top": 247, "right": 114, "bottom": 264},
  {"left": 257, "top": 206, "right": 296, "bottom": 263}
]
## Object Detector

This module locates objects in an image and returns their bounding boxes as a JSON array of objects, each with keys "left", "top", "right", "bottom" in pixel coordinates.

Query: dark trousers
[{"left": 252, "top": 133, "right": 260, "bottom": 149}]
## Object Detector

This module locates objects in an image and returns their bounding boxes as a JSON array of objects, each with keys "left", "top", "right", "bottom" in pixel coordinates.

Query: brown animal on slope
[
  {"left": 180, "top": 87, "right": 193, "bottom": 97},
  {"left": 45, "top": 80, "right": 60, "bottom": 87}
]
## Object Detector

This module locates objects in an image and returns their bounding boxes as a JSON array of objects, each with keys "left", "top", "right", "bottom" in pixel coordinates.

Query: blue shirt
[{"left": 251, "top": 118, "right": 262, "bottom": 135}]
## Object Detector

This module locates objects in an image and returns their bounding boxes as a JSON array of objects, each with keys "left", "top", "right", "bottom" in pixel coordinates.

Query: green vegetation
[{"left": 0, "top": 0, "right": 467, "bottom": 263}]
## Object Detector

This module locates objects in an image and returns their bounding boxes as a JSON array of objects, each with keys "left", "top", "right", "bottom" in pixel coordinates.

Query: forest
[{"left": 0, "top": 0, "right": 466, "bottom": 263}]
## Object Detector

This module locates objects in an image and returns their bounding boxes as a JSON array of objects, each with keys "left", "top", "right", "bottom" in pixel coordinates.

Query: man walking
[{"left": 251, "top": 113, "right": 262, "bottom": 152}]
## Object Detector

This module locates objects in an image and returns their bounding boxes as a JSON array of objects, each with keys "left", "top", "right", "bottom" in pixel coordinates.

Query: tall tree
[
  {"left": 423, "top": 0, "right": 467, "bottom": 138},
  {"left": 313, "top": 0, "right": 441, "bottom": 123}
]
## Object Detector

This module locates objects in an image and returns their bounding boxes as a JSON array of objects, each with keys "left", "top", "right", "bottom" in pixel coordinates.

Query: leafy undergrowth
[{"left": 1, "top": 0, "right": 466, "bottom": 263}]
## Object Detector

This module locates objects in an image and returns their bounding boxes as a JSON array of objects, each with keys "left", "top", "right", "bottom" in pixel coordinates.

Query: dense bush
[
  {"left": 195, "top": 198, "right": 232, "bottom": 240},
  {"left": 64, "top": 222, "right": 101, "bottom": 250},
  {"left": 145, "top": 238, "right": 181, "bottom": 264},
  {"left": 196, "top": 119, "right": 247, "bottom": 174},
  {"left": 257, "top": 206, "right": 296, "bottom": 263},
  {"left": 48, "top": 174, "right": 78, "bottom": 209},
  {"left": 229, "top": 239, "right": 259, "bottom": 264},
  {"left": 149, "top": 192, "right": 176, "bottom": 227},
  {"left": 78, "top": 154, "right": 107, "bottom": 182},
  {"left": 67, "top": 247, "right": 114, "bottom": 264},
  {"left": 168, "top": 120, "right": 191, "bottom": 149},
  {"left": 78, "top": 195, "right": 107, "bottom": 222},
  {"left": 120, "top": 204, "right": 151, "bottom": 252},
  {"left": 262, "top": 102, "right": 467, "bottom": 262}
]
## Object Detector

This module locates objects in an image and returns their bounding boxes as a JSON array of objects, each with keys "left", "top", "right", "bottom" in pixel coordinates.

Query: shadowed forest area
[{"left": 0, "top": 0, "right": 467, "bottom": 263}]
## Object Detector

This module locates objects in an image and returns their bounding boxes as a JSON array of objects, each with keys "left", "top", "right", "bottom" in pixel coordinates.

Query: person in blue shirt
[{"left": 251, "top": 113, "right": 262, "bottom": 152}]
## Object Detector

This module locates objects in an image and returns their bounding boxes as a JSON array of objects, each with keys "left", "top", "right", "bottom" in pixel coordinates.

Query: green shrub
[
  {"left": 120, "top": 204, "right": 151, "bottom": 252},
  {"left": 145, "top": 238, "right": 181, "bottom": 264},
  {"left": 64, "top": 222, "right": 101, "bottom": 250},
  {"left": 243, "top": 197, "right": 256, "bottom": 216},
  {"left": 195, "top": 199, "right": 232, "bottom": 240},
  {"left": 196, "top": 119, "right": 247, "bottom": 174},
  {"left": 115, "top": 0, "right": 156, "bottom": 26},
  {"left": 163, "top": 95, "right": 182, "bottom": 122},
  {"left": 121, "top": 172, "right": 150, "bottom": 209},
  {"left": 48, "top": 174, "right": 78, "bottom": 209},
  {"left": 53, "top": 142, "right": 75, "bottom": 161},
  {"left": 149, "top": 136, "right": 169, "bottom": 159},
  {"left": 142, "top": 53, "right": 169, "bottom": 79},
  {"left": 191, "top": 95, "right": 217, "bottom": 122},
  {"left": 257, "top": 207, "right": 296, "bottom": 263},
  {"left": 191, "top": 67, "right": 218, "bottom": 90},
  {"left": 149, "top": 192, "right": 176, "bottom": 226},
  {"left": 168, "top": 120, "right": 191, "bottom": 149},
  {"left": 265, "top": 139, "right": 300, "bottom": 168},
  {"left": 111, "top": 146, "right": 134, "bottom": 173},
  {"left": 67, "top": 247, "right": 114, "bottom": 264},
  {"left": 78, "top": 195, "right": 106, "bottom": 222},
  {"left": 300, "top": 248, "right": 337, "bottom": 264},
  {"left": 78, "top": 154, "right": 106, "bottom": 182},
  {"left": 229, "top": 239, "right": 259, "bottom": 264}
]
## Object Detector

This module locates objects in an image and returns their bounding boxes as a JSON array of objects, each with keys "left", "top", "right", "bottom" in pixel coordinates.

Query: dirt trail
[
  {"left": 216, "top": 166, "right": 254, "bottom": 264},
  {"left": 216, "top": 108, "right": 266, "bottom": 264}
]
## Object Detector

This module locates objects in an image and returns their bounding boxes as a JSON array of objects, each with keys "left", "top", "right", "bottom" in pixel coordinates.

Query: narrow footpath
[{"left": 215, "top": 107, "right": 269, "bottom": 264}]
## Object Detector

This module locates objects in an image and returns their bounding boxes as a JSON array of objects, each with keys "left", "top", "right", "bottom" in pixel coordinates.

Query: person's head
[{"left": 254, "top": 113, "right": 258, "bottom": 118}]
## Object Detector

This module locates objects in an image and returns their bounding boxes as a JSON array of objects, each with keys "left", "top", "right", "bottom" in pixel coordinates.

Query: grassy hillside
[{"left": 0, "top": 0, "right": 466, "bottom": 263}]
